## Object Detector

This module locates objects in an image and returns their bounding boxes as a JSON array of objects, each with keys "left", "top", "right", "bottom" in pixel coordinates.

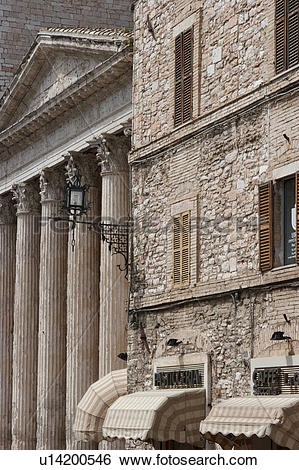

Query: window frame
[
  {"left": 174, "top": 27, "right": 194, "bottom": 127},
  {"left": 172, "top": 210, "right": 191, "bottom": 287},
  {"left": 275, "top": 0, "right": 299, "bottom": 74},
  {"left": 259, "top": 173, "right": 299, "bottom": 272}
]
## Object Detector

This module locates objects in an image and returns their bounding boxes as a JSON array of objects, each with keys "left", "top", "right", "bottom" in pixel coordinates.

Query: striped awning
[
  {"left": 102, "top": 388, "right": 206, "bottom": 445},
  {"left": 73, "top": 368, "right": 127, "bottom": 442},
  {"left": 200, "top": 395, "right": 299, "bottom": 450}
]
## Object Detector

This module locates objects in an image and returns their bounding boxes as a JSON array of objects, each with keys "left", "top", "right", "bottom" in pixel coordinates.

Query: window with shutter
[
  {"left": 275, "top": 0, "right": 299, "bottom": 74},
  {"left": 172, "top": 211, "right": 191, "bottom": 287},
  {"left": 174, "top": 28, "right": 193, "bottom": 127},
  {"left": 259, "top": 175, "right": 299, "bottom": 271}
]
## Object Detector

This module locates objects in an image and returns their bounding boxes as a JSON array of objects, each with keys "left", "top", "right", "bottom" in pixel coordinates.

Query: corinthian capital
[
  {"left": 64, "top": 151, "right": 99, "bottom": 187},
  {"left": 11, "top": 181, "right": 40, "bottom": 214},
  {"left": 0, "top": 194, "right": 16, "bottom": 225},
  {"left": 96, "top": 134, "right": 130, "bottom": 176},
  {"left": 40, "top": 168, "right": 66, "bottom": 202}
]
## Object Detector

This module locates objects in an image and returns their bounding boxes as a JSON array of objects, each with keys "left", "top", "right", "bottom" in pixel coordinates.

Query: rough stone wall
[
  {"left": 0, "top": 0, "right": 132, "bottom": 96},
  {"left": 128, "top": 0, "right": 299, "bottom": 450},
  {"left": 131, "top": 107, "right": 257, "bottom": 304},
  {"left": 130, "top": 24, "right": 299, "bottom": 411},
  {"left": 128, "top": 286, "right": 299, "bottom": 403},
  {"left": 131, "top": 84, "right": 299, "bottom": 308},
  {"left": 132, "top": 0, "right": 273, "bottom": 149}
]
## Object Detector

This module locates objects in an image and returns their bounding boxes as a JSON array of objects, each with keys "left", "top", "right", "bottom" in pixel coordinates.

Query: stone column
[
  {"left": 97, "top": 136, "right": 129, "bottom": 450},
  {"left": 65, "top": 153, "right": 100, "bottom": 450},
  {"left": 0, "top": 195, "right": 16, "bottom": 449},
  {"left": 36, "top": 169, "right": 68, "bottom": 449},
  {"left": 97, "top": 135, "right": 129, "bottom": 376},
  {"left": 11, "top": 182, "right": 40, "bottom": 449}
]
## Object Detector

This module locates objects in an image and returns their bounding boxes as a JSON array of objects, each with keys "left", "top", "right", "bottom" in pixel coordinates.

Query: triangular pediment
[
  {"left": 0, "top": 29, "right": 131, "bottom": 131},
  {"left": 7, "top": 50, "right": 106, "bottom": 128}
]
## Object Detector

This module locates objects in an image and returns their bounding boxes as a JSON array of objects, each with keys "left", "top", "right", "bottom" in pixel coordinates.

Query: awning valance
[
  {"left": 73, "top": 368, "right": 127, "bottom": 443},
  {"left": 102, "top": 388, "right": 206, "bottom": 445},
  {"left": 200, "top": 395, "right": 299, "bottom": 450}
]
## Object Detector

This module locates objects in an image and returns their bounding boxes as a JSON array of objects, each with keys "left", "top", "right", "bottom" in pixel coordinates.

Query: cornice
[
  {"left": 0, "top": 47, "right": 132, "bottom": 151},
  {"left": 0, "top": 107, "right": 132, "bottom": 196},
  {"left": 131, "top": 265, "right": 299, "bottom": 312}
]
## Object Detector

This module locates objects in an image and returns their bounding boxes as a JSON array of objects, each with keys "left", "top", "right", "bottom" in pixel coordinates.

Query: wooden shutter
[
  {"left": 173, "top": 214, "right": 182, "bottom": 285},
  {"left": 288, "top": 0, "right": 299, "bottom": 68},
  {"left": 174, "top": 29, "right": 193, "bottom": 127},
  {"left": 174, "top": 35, "right": 183, "bottom": 127},
  {"left": 275, "top": 0, "right": 286, "bottom": 73},
  {"left": 182, "top": 29, "right": 193, "bottom": 123},
  {"left": 258, "top": 182, "right": 273, "bottom": 272},
  {"left": 296, "top": 173, "right": 299, "bottom": 264},
  {"left": 275, "top": 0, "right": 299, "bottom": 74},
  {"left": 172, "top": 211, "right": 190, "bottom": 287}
]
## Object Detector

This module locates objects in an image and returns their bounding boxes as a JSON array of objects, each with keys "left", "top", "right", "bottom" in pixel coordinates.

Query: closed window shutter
[
  {"left": 173, "top": 211, "right": 190, "bottom": 286},
  {"left": 258, "top": 182, "right": 273, "bottom": 272},
  {"left": 173, "top": 215, "right": 182, "bottom": 285},
  {"left": 174, "top": 35, "right": 183, "bottom": 127},
  {"left": 288, "top": 0, "right": 299, "bottom": 68},
  {"left": 276, "top": 0, "right": 286, "bottom": 73},
  {"left": 182, "top": 29, "right": 193, "bottom": 123},
  {"left": 174, "top": 29, "right": 193, "bottom": 126},
  {"left": 275, "top": 0, "right": 299, "bottom": 73},
  {"left": 296, "top": 172, "right": 299, "bottom": 264}
]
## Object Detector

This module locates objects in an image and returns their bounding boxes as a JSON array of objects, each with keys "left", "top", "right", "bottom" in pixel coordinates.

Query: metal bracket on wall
[
  {"left": 51, "top": 217, "right": 131, "bottom": 278},
  {"left": 98, "top": 221, "right": 130, "bottom": 278}
]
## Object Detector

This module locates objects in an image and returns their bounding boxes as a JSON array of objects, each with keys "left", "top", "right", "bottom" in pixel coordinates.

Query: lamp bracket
[
  {"left": 50, "top": 217, "right": 131, "bottom": 277},
  {"left": 98, "top": 222, "right": 130, "bottom": 278}
]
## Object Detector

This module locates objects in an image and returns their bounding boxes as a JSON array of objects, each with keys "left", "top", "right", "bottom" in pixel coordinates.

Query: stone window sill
[
  {"left": 271, "top": 263, "right": 297, "bottom": 272},
  {"left": 270, "top": 63, "right": 299, "bottom": 83}
]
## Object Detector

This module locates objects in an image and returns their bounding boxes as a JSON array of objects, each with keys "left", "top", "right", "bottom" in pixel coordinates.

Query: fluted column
[
  {"left": 11, "top": 182, "right": 40, "bottom": 449},
  {"left": 36, "top": 169, "right": 68, "bottom": 449},
  {"left": 97, "top": 136, "right": 129, "bottom": 451},
  {"left": 65, "top": 153, "right": 100, "bottom": 450},
  {"left": 0, "top": 195, "right": 16, "bottom": 449},
  {"left": 97, "top": 136, "right": 129, "bottom": 377}
]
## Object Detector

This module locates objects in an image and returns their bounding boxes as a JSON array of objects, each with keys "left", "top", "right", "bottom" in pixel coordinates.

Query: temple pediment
[{"left": 0, "top": 28, "right": 132, "bottom": 133}]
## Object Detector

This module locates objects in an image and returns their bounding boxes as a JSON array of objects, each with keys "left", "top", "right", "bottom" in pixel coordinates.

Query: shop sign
[
  {"left": 253, "top": 366, "right": 299, "bottom": 395},
  {"left": 284, "top": 371, "right": 299, "bottom": 386},
  {"left": 155, "top": 369, "right": 203, "bottom": 389},
  {"left": 253, "top": 368, "right": 281, "bottom": 395}
]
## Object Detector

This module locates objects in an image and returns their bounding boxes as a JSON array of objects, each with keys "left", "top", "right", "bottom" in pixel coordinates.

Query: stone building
[
  {"left": 1, "top": 0, "right": 299, "bottom": 453},
  {"left": 0, "top": 22, "right": 132, "bottom": 449},
  {"left": 103, "top": 0, "right": 299, "bottom": 450}
]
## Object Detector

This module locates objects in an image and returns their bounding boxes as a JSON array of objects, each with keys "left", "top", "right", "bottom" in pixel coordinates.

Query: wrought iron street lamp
[
  {"left": 52, "top": 168, "right": 130, "bottom": 277},
  {"left": 65, "top": 169, "right": 89, "bottom": 216}
]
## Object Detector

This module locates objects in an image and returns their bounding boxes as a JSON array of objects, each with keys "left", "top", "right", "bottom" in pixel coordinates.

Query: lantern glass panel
[{"left": 70, "top": 189, "right": 84, "bottom": 207}]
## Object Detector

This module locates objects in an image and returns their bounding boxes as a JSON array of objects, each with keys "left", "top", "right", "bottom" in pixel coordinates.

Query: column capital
[
  {"left": 11, "top": 182, "right": 40, "bottom": 215},
  {"left": 123, "top": 126, "right": 132, "bottom": 137},
  {"left": 64, "top": 152, "right": 99, "bottom": 187},
  {"left": 96, "top": 134, "right": 129, "bottom": 176},
  {"left": 40, "top": 168, "right": 66, "bottom": 203},
  {"left": 0, "top": 194, "right": 16, "bottom": 225}
]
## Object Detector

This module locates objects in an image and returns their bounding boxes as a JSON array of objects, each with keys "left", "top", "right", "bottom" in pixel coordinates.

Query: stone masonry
[
  {"left": 132, "top": 0, "right": 274, "bottom": 149},
  {"left": 128, "top": 0, "right": 299, "bottom": 438}
]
